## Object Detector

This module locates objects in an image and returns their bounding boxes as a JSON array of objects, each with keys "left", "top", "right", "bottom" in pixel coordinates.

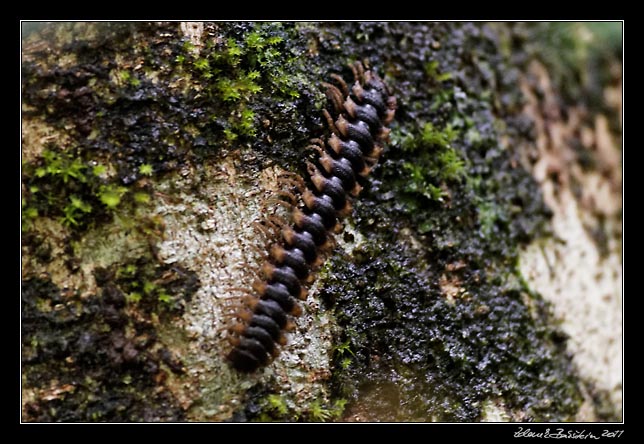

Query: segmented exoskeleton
[{"left": 227, "top": 62, "right": 396, "bottom": 372}]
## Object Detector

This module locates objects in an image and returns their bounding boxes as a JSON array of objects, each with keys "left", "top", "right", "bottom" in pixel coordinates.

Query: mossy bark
[{"left": 21, "top": 22, "right": 622, "bottom": 422}]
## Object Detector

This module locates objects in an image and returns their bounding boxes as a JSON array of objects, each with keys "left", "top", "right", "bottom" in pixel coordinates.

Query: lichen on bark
[{"left": 21, "top": 21, "right": 621, "bottom": 422}]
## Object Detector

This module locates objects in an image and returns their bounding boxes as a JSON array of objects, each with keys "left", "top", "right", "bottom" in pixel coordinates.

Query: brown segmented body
[{"left": 227, "top": 61, "right": 396, "bottom": 372}]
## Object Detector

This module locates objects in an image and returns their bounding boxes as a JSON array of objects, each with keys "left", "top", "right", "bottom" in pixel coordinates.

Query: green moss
[
  {"left": 23, "top": 148, "right": 93, "bottom": 230},
  {"left": 392, "top": 122, "right": 466, "bottom": 206},
  {"left": 334, "top": 339, "right": 356, "bottom": 358},
  {"left": 216, "top": 71, "right": 262, "bottom": 102},
  {"left": 22, "top": 146, "right": 144, "bottom": 233},
  {"left": 475, "top": 200, "right": 502, "bottom": 238},
  {"left": 266, "top": 394, "right": 288, "bottom": 416},
  {"left": 126, "top": 291, "right": 142, "bottom": 303},
  {"left": 192, "top": 57, "right": 210, "bottom": 72},
  {"left": 138, "top": 164, "right": 153, "bottom": 176},
  {"left": 424, "top": 60, "right": 453, "bottom": 83},
  {"left": 222, "top": 128, "right": 237, "bottom": 142},
  {"left": 115, "top": 69, "right": 140, "bottom": 87},
  {"left": 35, "top": 149, "right": 86, "bottom": 183},
  {"left": 98, "top": 184, "right": 128, "bottom": 210},
  {"left": 307, "top": 401, "right": 332, "bottom": 422},
  {"left": 21, "top": 201, "right": 38, "bottom": 231},
  {"left": 92, "top": 164, "right": 108, "bottom": 177},
  {"left": 176, "top": 22, "right": 308, "bottom": 148},
  {"left": 437, "top": 148, "right": 466, "bottom": 181},
  {"left": 256, "top": 393, "right": 347, "bottom": 423},
  {"left": 172, "top": 23, "right": 304, "bottom": 151},
  {"left": 62, "top": 195, "right": 93, "bottom": 227}
]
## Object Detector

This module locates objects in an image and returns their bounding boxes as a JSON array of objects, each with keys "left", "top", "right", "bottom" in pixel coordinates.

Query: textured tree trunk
[{"left": 21, "top": 21, "right": 622, "bottom": 422}]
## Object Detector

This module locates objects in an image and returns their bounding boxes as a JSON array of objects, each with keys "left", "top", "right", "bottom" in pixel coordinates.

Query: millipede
[{"left": 226, "top": 61, "right": 396, "bottom": 372}]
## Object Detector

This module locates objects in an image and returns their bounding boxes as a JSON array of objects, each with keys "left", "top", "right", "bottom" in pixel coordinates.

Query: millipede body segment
[{"left": 227, "top": 62, "right": 396, "bottom": 372}]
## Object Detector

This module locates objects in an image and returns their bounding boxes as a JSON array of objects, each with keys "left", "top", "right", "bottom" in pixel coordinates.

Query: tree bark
[{"left": 21, "top": 22, "right": 622, "bottom": 422}]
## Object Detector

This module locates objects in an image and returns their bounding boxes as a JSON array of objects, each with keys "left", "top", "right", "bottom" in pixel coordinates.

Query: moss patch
[{"left": 22, "top": 22, "right": 320, "bottom": 239}]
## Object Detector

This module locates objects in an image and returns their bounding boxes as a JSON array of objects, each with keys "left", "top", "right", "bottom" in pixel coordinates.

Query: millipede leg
[
  {"left": 322, "top": 109, "right": 340, "bottom": 136},
  {"left": 323, "top": 82, "right": 345, "bottom": 114},
  {"left": 330, "top": 73, "right": 350, "bottom": 97}
]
